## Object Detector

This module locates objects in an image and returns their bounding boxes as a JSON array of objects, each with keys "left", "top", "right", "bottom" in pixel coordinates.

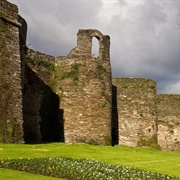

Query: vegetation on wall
[
  {"left": 121, "top": 83, "right": 156, "bottom": 89},
  {"left": 0, "top": 11, "right": 4, "bottom": 18},
  {"left": 0, "top": 20, "right": 6, "bottom": 32},
  {"left": 122, "top": 84, "right": 129, "bottom": 88},
  {"left": 137, "top": 134, "right": 161, "bottom": 150},
  {"left": 101, "top": 101, "right": 107, "bottom": 108},
  {"left": 96, "top": 63, "right": 107, "bottom": 79},
  {"left": 25, "top": 56, "right": 55, "bottom": 71},
  {"left": 61, "top": 63, "right": 82, "bottom": 81}
]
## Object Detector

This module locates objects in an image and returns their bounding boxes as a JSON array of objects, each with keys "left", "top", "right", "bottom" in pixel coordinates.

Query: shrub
[{"left": 0, "top": 157, "right": 178, "bottom": 180}]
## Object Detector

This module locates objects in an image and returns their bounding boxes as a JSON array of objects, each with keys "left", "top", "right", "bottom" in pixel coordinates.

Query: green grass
[
  {"left": 0, "top": 143, "right": 180, "bottom": 179},
  {"left": 0, "top": 168, "right": 61, "bottom": 180}
]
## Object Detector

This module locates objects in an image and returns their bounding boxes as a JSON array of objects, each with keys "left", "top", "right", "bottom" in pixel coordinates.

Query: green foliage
[
  {"left": 157, "top": 119, "right": 166, "bottom": 125},
  {"left": 0, "top": 19, "right": 5, "bottom": 32},
  {"left": 137, "top": 134, "right": 161, "bottom": 150},
  {"left": 0, "top": 157, "right": 178, "bottom": 180},
  {"left": 104, "top": 136, "right": 111, "bottom": 146},
  {"left": 0, "top": 11, "right": 4, "bottom": 18},
  {"left": 61, "top": 63, "right": 82, "bottom": 81},
  {"left": 112, "top": 81, "right": 118, "bottom": 86},
  {"left": 169, "top": 130, "right": 174, "bottom": 134},
  {"left": 101, "top": 91, "right": 110, "bottom": 102},
  {"left": 0, "top": 26, "right": 5, "bottom": 32},
  {"left": 101, "top": 101, "right": 107, "bottom": 108},
  {"left": 96, "top": 63, "right": 105, "bottom": 76},
  {"left": 122, "top": 84, "right": 128, "bottom": 88},
  {"left": 150, "top": 143, "right": 162, "bottom": 150},
  {"left": 0, "top": 143, "right": 180, "bottom": 178},
  {"left": 80, "top": 139, "right": 99, "bottom": 145},
  {"left": 26, "top": 56, "right": 55, "bottom": 71},
  {"left": 173, "top": 97, "right": 180, "bottom": 101},
  {"left": 148, "top": 85, "right": 156, "bottom": 89}
]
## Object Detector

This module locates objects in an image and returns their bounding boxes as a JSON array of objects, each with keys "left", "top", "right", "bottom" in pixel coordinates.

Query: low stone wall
[
  {"left": 157, "top": 94, "right": 180, "bottom": 151},
  {"left": 112, "top": 78, "right": 158, "bottom": 147}
]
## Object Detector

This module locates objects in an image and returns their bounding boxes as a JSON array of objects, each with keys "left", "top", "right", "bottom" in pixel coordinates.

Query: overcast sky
[{"left": 9, "top": 0, "right": 180, "bottom": 94}]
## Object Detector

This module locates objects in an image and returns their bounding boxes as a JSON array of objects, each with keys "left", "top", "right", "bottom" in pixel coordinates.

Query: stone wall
[
  {"left": 1, "top": 0, "right": 180, "bottom": 151},
  {"left": 0, "top": 0, "right": 23, "bottom": 143},
  {"left": 24, "top": 49, "right": 63, "bottom": 143},
  {"left": 112, "top": 78, "right": 158, "bottom": 147},
  {"left": 55, "top": 29, "right": 112, "bottom": 145},
  {"left": 157, "top": 94, "right": 180, "bottom": 151},
  {"left": 26, "top": 48, "right": 55, "bottom": 86},
  {"left": 0, "top": 0, "right": 20, "bottom": 26}
]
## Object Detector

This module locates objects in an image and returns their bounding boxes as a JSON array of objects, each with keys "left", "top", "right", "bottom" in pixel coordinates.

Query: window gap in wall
[{"left": 92, "top": 37, "right": 99, "bottom": 58}]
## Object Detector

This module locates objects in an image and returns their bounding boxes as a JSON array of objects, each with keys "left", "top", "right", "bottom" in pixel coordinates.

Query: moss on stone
[
  {"left": 61, "top": 63, "right": 82, "bottom": 81},
  {"left": 122, "top": 84, "right": 128, "bottom": 88},
  {"left": 104, "top": 135, "right": 111, "bottom": 146},
  {"left": 137, "top": 134, "right": 161, "bottom": 150},
  {"left": 26, "top": 56, "right": 55, "bottom": 71},
  {"left": 0, "top": 11, "right": 4, "bottom": 18},
  {"left": 101, "top": 101, "right": 107, "bottom": 108},
  {"left": 0, "top": 19, "right": 6, "bottom": 32}
]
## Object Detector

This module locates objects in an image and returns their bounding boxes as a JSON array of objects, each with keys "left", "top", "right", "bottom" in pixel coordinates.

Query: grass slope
[
  {"left": 0, "top": 168, "right": 62, "bottom": 180},
  {"left": 0, "top": 143, "right": 180, "bottom": 179}
]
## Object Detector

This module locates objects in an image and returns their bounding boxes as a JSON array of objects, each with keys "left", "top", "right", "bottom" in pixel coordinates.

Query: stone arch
[{"left": 67, "top": 29, "right": 110, "bottom": 61}]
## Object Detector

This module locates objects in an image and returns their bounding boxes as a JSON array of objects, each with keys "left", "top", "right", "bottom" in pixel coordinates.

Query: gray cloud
[{"left": 9, "top": 0, "right": 180, "bottom": 94}]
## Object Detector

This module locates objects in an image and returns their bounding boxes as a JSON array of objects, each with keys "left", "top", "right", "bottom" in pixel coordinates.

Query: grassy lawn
[
  {"left": 0, "top": 168, "right": 62, "bottom": 180},
  {"left": 0, "top": 143, "right": 180, "bottom": 179}
]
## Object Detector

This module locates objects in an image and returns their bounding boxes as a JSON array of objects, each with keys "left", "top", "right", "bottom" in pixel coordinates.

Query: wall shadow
[
  {"left": 111, "top": 85, "right": 119, "bottom": 146},
  {"left": 23, "top": 65, "right": 64, "bottom": 143}
]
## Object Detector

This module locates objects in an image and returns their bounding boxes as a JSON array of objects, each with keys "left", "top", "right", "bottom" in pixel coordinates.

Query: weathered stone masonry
[
  {"left": 157, "top": 94, "right": 180, "bottom": 151},
  {"left": 112, "top": 78, "right": 157, "bottom": 147},
  {"left": 55, "top": 29, "right": 112, "bottom": 145},
  {"left": 0, "top": 0, "right": 180, "bottom": 151},
  {"left": 0, "top": 0, "right": 23, "bottom": 143}
]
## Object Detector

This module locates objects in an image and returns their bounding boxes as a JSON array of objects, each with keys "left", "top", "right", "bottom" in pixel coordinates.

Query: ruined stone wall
[
  {"left": 0, "top": 0, "right": 23, "bottom": 143},
  {"left": 26, "top": 48, "right": 55, "bottom": 86},
  {"left": 55, "top": 29, "right": 112, "bottom": 145},
  {"left": 112, "top": 78, "right": 158, "bottom": 147},
  {"left": 1, "top": 0, "right": 180, "bottom": 150},
  {"left": 157, "top": 94, "right": 180, "bottom": 151},
  {"left": 24, "top": 49, "right": 63, "bottom": 143}
]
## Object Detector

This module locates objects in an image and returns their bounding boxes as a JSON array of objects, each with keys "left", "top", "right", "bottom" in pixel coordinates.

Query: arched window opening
[{"left": 92, "top": 37, "right": 99, "bottom": 58}]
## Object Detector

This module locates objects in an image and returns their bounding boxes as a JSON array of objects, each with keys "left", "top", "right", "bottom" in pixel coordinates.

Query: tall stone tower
[
  {"left": 55, "top": 29, "right": 112, "bottom": 145},
  {"left": 0, "top": 0, "right": 24, "bottom": 143}
]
